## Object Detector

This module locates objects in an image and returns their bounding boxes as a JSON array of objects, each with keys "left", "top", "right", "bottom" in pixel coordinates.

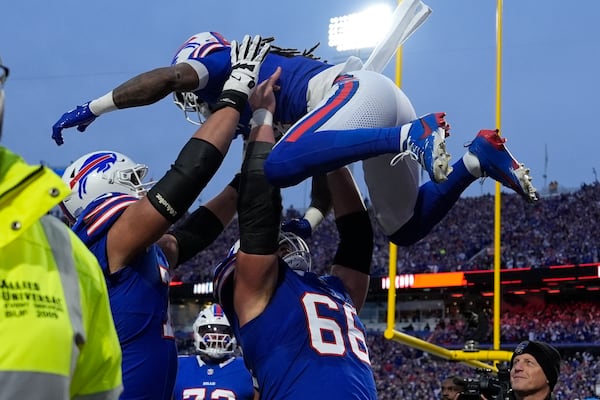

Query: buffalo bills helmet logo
[
  {"left": 211, "top": 303, "right": 225, "bottom": 318},
  {"left": 70, "top": 152, "right": 117, "bottom": 200}
]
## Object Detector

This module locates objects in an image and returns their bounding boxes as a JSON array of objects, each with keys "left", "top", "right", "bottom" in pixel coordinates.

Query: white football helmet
[
  {"left": 171, "top": 32, "right": 229, "bottom": 126},
  {"left": 60, "top": 151, "right": 153, "bottom": 222},
  {"left": 278, "top": 231, "right": 312, "bottom": 273},
  {"left": 193, "top": 303, "right": 236, "bottom": 359},
  {"left": 171, "top": 32, "right": 230, "bottom": 66}
]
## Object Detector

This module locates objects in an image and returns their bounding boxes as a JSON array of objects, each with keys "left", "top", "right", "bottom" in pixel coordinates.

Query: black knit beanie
[{"left": 511, "top": 341, "right": 561, "bottom": 390}]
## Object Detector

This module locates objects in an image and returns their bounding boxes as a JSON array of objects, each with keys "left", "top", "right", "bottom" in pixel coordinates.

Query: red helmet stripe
[{"left": 69, "top": 154, "right": 113, "bottom": 189}]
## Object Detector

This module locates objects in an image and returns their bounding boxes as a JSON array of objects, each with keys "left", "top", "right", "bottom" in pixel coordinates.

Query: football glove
[
  {"left": 213, "top": 34, "right": 270, "bottom": 113},
  {"left": 51, "top": 102, "right": 97, "bottom": 145}
]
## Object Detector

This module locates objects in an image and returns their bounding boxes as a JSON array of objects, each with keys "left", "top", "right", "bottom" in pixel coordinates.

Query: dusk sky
[{"left": 1, "top": 0, "right": 597, "bottom": 209}]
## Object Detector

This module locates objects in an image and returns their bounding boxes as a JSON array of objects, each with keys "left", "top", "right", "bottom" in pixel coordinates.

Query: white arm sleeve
[{"left": 181, "top": 59, "right": 209, "bottom": 91}]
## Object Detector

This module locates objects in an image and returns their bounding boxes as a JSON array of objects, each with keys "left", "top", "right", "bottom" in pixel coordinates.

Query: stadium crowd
[
  {"left": 173, "top": 182, "right": 600, "bottom": 283},
  {"left": 423, "top": 301, "right": 600, "bottom": 346},
  {"left": 169, "top": 182, "right": 600, "bottom": 398}
]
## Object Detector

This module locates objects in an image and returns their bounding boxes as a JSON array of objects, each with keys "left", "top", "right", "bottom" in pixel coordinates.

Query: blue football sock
[{"left": 389, "top": 159, "right": 476, "bottom": 246}]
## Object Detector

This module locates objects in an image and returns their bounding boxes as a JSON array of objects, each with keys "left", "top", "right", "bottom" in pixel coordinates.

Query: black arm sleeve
[
  {"left": 169, "top": 206, "right": 225, "bottom": 266},
  {"left": 147, "top": 138, "right": 223, "bottom": 223},
  {"left": 168, "top": 171, "right": 240, "bottom": 266},
  {"left": 309, "top": 174, "right": 332, "bottom": 215},
  {"left": 238, "top": 141, "right": 282, "bottom": 255},
  {"left": 227, "top": 172, "right": 241, "bottom": 192},
  {"left": 333, "top": 210, "right": 374, "bottom": 275}
]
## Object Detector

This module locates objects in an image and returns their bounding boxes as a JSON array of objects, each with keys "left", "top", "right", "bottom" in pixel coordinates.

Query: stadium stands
[
  {"left": 172, "top": 182, "right": 600, "bottom": 282},
  {"left": 170, "top": 182, "right": 600, "bottom": 398}
]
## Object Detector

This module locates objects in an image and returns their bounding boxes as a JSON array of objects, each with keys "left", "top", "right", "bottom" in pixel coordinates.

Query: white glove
[{"left": 214, "top": 34, "right": 270, "bottom": 112}]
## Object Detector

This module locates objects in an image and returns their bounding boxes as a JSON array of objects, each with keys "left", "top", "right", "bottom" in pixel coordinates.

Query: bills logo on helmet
[
  {"left": 212, "top": 304, "right": 225, "bottom": 318},
  {"left": 171, "top": 32, "right": 229, "bottom": 64},
  {"left": 69, "top": 152, "right": 117, "bottom": 199}
]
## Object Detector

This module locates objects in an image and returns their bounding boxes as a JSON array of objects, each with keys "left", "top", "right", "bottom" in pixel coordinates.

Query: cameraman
[
  {"left": 509, "top": 340, "right": 561, "bottom": 400},
  {"left": 441, "top": 375, "right": 466, "bottom": 399}
]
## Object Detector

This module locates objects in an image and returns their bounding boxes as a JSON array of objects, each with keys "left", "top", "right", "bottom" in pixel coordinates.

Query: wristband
[
  {"left": 213, "top": 90, "right": 247, "bottom": 114},
  {"left": 304, "top": 206, "right": 324, "bottom": 230},
  {"left": 250, "top": 108, "right": 273, "bottom": 130},
  {"left": 89, "top": 91, "right": 118, "bottom": 115}
]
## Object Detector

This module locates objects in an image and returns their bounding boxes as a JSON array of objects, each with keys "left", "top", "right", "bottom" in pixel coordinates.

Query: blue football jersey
[
  {"left": 173, "top": 355, "right": 255, "bottom": 400},
  {"left": 214, "top": 259, "right": 377, "bottom": 400},
  {"left": 72, "top": 193, "right": 177, "bottom": 400},
  {"left": 171, "top": 33, "right": 333, "bottom": 138}
]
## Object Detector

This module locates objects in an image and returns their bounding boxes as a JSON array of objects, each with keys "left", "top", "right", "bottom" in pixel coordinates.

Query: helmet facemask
[
  {"left": 173, "top": 91, "right": 212, "bottom": 126},
  {"left": 278, "top": 231, "right": 312, "bottom": 274},
  {"left": 110, "top": 163, "right": 152, "bottom": 194},
  {"left": 192, "top": 304, "right": 236, "bottom": 360},
  {"left": 195, "top": 324, "right": 236, "bottom": 359}
]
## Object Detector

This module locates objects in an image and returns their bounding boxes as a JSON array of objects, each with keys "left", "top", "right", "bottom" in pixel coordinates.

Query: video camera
[{"left": 456, "top": 364, "right": 511, "bottom": 400}]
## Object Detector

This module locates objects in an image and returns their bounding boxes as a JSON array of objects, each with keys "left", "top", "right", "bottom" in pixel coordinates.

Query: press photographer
[
  {"left": 508, "top": 340, "right": 561, "bottom": 400},
  {"left": 456, "top": 340, "right": 561, "bottom": 400},
  {"left": 455, "top": 365, "right": 510, "bottom": 400}
]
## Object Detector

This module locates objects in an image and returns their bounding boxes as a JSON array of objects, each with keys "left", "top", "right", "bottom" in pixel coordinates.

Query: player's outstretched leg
[
  {"left": 464, "top": 129, "right": 538, "bottom": 202},
  {"left": 391, "top": 112, "right": 452, "bottom": 183}
]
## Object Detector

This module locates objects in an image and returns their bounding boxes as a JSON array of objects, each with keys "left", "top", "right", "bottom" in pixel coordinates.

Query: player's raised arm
[
  {"left": 51, "top": 31, "right": 235, "bottom": 145},
  {"left": 51, "top": 62, "right": 200, "bottom": 145},
  {"left": 233, "top": 67, "right": 283, "bottom": 325},
  {"left": 61, "top": 35, "right": 270, "bottom": 273}
]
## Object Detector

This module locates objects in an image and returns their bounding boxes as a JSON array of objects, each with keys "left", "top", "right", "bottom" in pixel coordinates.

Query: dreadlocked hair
[{"left": 260, "top": 37, "right": 324, "bottom": 62}]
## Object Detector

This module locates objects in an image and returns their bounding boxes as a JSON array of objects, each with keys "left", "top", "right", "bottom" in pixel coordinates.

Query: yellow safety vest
[{"left": 0, "top": 147, "right": 123, "bottom": 399}]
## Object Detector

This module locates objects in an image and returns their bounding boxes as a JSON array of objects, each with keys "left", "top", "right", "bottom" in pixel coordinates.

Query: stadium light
[{"left": 328, "top": 4, "right": 393, "bottom": 52}]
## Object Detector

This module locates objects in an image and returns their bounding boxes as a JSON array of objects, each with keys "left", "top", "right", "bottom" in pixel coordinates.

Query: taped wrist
[
  {"left": 303, "top": 207, "right": 324, "bottom": 230},
  {"left": 148, "top": 138, "right": 224, "bottom": 223},
  {"left": 212, "top": 90, "right": 247, "bottom": 114},
  {"left": 170, "top": 206, "right": 224, "bottom": 265},
  {"left": 250, "top": 108, "right": 273, "bottom": 130},
  {"left": 89, "top": 91, "right": 117, "bottom": 115},
  {"left": 333, "top": 210, "right": 373, "bottom": 275},
  {"left": 238, "top": 141, "right": 282, "bottom": 255}
]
